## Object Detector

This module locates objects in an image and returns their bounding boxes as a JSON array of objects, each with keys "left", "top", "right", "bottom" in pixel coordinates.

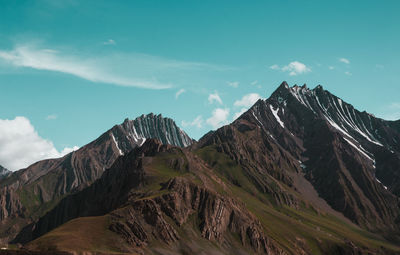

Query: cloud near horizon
[
  {"left": 232, "top": 93, "right": 261, "bottom": 120},
  {"left": 0, "top": 116, "right": 78, "bottom": 171},
  {"left": 206, "top": 108, "right": 229, "bottom": 129},
  {"left": 234, "top": 93, "right": 261, "bottom": 108}
]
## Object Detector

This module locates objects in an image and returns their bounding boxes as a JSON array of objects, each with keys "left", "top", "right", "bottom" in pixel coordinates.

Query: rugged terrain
[
  {"left": 0, "top": 82, "right": 399, "bottom": 254},
  {"left": 0, "top": 114, "right": 193, "bottom": 244}
]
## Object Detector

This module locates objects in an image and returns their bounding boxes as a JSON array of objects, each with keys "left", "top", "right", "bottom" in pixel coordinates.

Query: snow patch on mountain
[
  {"left": 111, "top": 133, "right": 124, "bottom": 156},
  {"left": 343, "top": 137, "right": 374, "bottom": 162},
  {"left": 269, "top": 105, "right": 284, "bottom": 128}
]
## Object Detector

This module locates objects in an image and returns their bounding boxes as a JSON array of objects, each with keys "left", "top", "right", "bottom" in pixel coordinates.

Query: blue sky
[{"left": 0, "top": 0, "right": 399, "bottom": 170}]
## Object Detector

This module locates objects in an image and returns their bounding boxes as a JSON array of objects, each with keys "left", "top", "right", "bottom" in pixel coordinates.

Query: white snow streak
[
  {"left": 343, "top": 137, "right": 373, "bottom": 162},
  {"left": 269, "top": 105, "right": 284, "bottom": 128},
  {"left": 111, "top": 133, "right": 124, "bottom": 155}
]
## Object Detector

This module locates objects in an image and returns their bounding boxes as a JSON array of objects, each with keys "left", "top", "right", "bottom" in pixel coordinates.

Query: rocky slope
[
  {"left": 196, "top": 82, "right": 400, "bottom": 234},
  {"left": 0, "top": 114, "right": 193, "bottom": 244},
  {"left": 2, "top": 82, "right": 400, "bottom": 254},
  {"left": 18, "top": 139, "right": 285, "bottom": 255},
  {"left": 15, "top": 137, "right": 399, "bottom": 254},
  {"left": 0, "top": 165, "right": 10, "bottom": 180}
]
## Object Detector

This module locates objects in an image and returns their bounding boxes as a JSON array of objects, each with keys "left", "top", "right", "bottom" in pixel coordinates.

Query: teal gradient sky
[{"left": 0, "top": 0, "right": 399, "bottom": 169}]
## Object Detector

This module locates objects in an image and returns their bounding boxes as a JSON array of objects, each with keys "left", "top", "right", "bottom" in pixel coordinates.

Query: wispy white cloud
[
  {"left": 270, "top": 61, "right": 311, "bottom": 76},
  {"left": 339, "top": 58, "right": 350, "bottom": 64},
  {"left": 234, "top": 93, "right": 261, "bottom": 108},
  {"left": 208, "top": 92, "right": 223, "bottom": 105},
  {"left": 227, "top": 81, "right": 239, "bottom": 88},
  {"left": 103, "top": 39, "right": 116, "bottom": 45},
  {"left": 0, "top": 116, "right": 78, "bottom": 171},
  {"left": 0, "top": 44, "right": 171, "bottom": 89},
  {"left": 344, "top": 71, "right": 352, "bottom": 76},
  {"left": 251, "top": 80, "right": 258, "bottom": 86},
  {"left": 175, "top": 88, "right": 186, "bottom": 99},
  {"left": 206, "top": 108, "right": 230, "bottom": 129},
  {"left": 328, "top": 66, "right": 335, "bottom": 70},
  {"left": 0, "top": 43, "right": 231, "bottom": 90},
  {"left": 46, "top": 114, "right": 57, "bottom": 120},
  {"left": 270, "top": 64, "right": 280, "bottom": 70},
  {"left": 232, "top": 93, "right": 261, "bottom": 121},
  {"left": 181, "top": 115, "right": 203, "bottom": 128}
]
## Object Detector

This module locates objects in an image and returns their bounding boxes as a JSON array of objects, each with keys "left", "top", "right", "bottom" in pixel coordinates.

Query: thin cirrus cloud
[
  {"left": 0, "top": 116, "right": 78, "bottom": 171},
  {"left": 175, "top": 89, "right": 186, "bottom": 99},
  {"left": 0, "top": 45, "right": 170, "bottom": 89},
  {"left": 0, "top": 44, "right": 229, "bottom": 90},
  {"left": 227, "top": 81, "right": 239, "bottom": 88},
  {"left": 270, "top": 61, "right": 311, "bottom": 76},
  {"left": 103, "top": 39, "right": 116, "bottom": 45},
  {"left": 208, "top": 92, "right": 223, "bottom": 105},
  {"left": 181, "top": 115, "right": 203, "bottom": 128},
  {"left": 46, "top": 114, "right": 57, "bottom": 120},
  {"left": 339, "top": 58, "right": 350, "bottom": 64}
]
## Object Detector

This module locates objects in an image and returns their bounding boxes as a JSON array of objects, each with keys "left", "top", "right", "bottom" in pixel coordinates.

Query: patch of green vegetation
[
  {"left": 28, "top": 215, "right": 128, "bottom": 254},
  {"left": 195, "top": 145, "right": 259, "bottom": 195}
]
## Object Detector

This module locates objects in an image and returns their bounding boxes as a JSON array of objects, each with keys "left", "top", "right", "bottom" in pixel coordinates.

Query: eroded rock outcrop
[{"left": 109, "top": 177, "right": 283, "bottom": 254}]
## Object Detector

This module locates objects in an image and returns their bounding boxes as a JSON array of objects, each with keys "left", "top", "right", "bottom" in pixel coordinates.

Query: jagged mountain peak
[
  {"left": 263, "top": 82, "right": 392, "bottom": 148},
  {"left": 114, "top": 113, "right": 194, "bottom": 150},
  {"left": 244, "top": 88, "right": 395, "bottom": 181}
]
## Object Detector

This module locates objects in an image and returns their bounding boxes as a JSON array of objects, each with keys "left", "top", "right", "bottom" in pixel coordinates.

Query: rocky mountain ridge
[
  {"left": 0, "top": 113, "right": 193, "bottom": 244},
  {"left": 1, "top": 82, "right": 399, "bottom": 254}
]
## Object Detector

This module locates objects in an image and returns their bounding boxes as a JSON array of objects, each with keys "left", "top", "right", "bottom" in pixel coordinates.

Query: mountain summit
[{"left": 1, "top": 83, "right": 400, "bottom": 255}]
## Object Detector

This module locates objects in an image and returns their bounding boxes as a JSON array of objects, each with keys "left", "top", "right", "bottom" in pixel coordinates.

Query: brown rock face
[
  {"left": 2, "top": 82, "right": 400, "bottom": 254},
  {"left": 0, "top": 114, "right": 193, "bottom": 243},
  {"left": 196, "top": 82, "right": 400, "bottom": 235},
  {"left": 19, "top": 139, "right": 284, "bottom": 254},
  {"left": 109, "top": 176, "right": 276, "bottom": 253}
]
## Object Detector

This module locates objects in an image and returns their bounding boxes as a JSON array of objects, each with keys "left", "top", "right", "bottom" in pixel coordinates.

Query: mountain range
[{"left": 0, "top": 82, "right": 399, "bottom": 255}]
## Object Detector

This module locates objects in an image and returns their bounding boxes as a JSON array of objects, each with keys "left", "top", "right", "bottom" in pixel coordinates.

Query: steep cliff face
[{"left": 0, "top": 114, "right": 193, "bottom": 243}]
